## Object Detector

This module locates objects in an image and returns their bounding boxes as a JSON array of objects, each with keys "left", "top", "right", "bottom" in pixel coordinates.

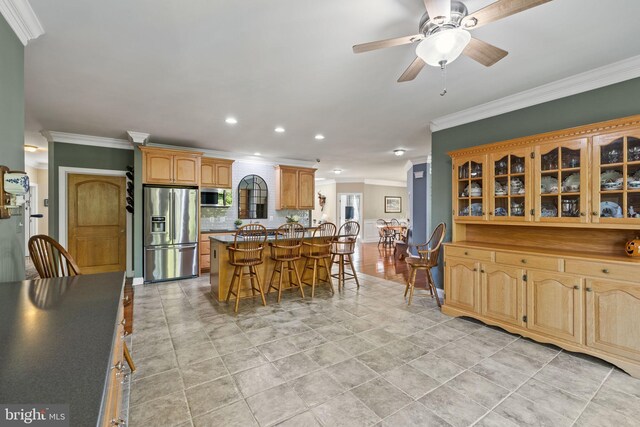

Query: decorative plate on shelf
[
  {"left": 495, "top": 181, "right": 506, "bottom": 195},
  {"left": 495, "top": 207, "right": 507, "bottom": 216},
  {"left": 541, "top": 203, "right": 557, "bottom": 217},
  {"left": 540, "top": 176, "right": 558, "bottom": 194},
  {"left": 600, "top": 170, "right": 622, "bottom": 185},
  {"left": 470, "top": 203, "right": 483, "bottom": 216},
  {"left": 600, "top": 201, "right": 623, "bottom": 218}
]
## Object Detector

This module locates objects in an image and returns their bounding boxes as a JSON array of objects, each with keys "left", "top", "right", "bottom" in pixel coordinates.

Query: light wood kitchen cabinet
[
  {"left": 140, "top": 147, "right": 202, "bottom": 186},
  {"left": 586, "top": 279, "right": 640, "bottom": 362},
  {"left": 201, "top": 157, "right": 234, "bottom": 188},
  {"left": 481, "top": 263, "right": 525, "bottom": 327},
  {"left": 452, "top": 155, "right": 488, "bottom": 221},
  {"left": 444, "top": 257, "right": 480, "bottom": 313},
  {"left": 489, "top": 146, "right": 533, "bottom": 222},
  {"left": 275, "top": 166, "right": 316, "bottom": 210},
  {"left": 526, "top": 270, "right": 583, "bottom": 344}
]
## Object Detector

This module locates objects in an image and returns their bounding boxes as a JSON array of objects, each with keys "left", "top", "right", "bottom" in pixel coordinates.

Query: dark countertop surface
[
  {"left": 210, "top": 231, "right": 322, "bottom": 244},
  {"left": 0, "top": 272, "right": 125, "bottom": 427},
  {"left": 202, "top": 226, "right": 317, "bottom": 234}
]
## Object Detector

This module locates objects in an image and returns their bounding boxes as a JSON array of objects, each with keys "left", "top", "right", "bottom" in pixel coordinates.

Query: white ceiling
[{"left": 24, "top": 0, "right": 640, "bottom": 179}]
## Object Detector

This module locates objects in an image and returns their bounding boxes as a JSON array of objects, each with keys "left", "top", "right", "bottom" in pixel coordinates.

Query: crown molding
[
  {"left": 331, "top": 178, "right": 406, "bottom": 187},
  {"left": 42, "top": 131, "right": 134, "bottom": 150},
  {"left": 0, "top": 0, "right": 43, "bottom": 45},
  {"left": 430, "top": 55, "right": 640, "bottom": 132},
  {"left": 315, "top": 178, "right": 336, "bottom": 185}
]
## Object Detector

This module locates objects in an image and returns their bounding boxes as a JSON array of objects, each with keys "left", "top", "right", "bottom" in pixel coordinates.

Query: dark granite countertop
[
  {"left": 210, "top": 231, "right": 321, "bottom": 244},
  {"left": 0, "top": 272, "right": 125, "bottom": 426}
]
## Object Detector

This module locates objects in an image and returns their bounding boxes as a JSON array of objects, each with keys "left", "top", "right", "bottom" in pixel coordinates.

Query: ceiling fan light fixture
[
  {"left": 415, "top": 28, "right": 471, "bottom": 67},
  {"left": 463, "top": 17, "right": 478, "bottom": 28}
]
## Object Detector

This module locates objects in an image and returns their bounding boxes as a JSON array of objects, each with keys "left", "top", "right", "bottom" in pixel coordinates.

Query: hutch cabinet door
[
  {"left": 215, "top": 162, "right": 232, "bottom": 189},
  {"left": 278, "top": 167, "right": 298, "bottom": 209},
  {"left": 174, "top": 155, "right": 200, "bottom": 185},
  {"left": 586, "top": 279, "right": 640, "bottom": 362},
  {"left": 489, "top": 147, "right": 533, "bottom": 222},
  {"left": 201, "top": 161, "right": 216, "bottom": 187},
  {"left": 534, "top": 138, "right": 589, "bottom": 224},
  {"left": 297, "top": 169, "right": 315, "bottom": 209},
  {"left": 444, "top": 257, "right": 480, "bottom": 313},
  {"left": 481, "top": 263, "right": 525, "bottom": 327},
  {"left": 452, "top": 155, "right": 488, "bottom": 222},
  {"left": 526, "top": 270, "right": 583, "bottom": 343},
  {"left": 592, "top": 129, "right": 640, "bottom": 225},
  {"left": 144, "top": 151, "right": 174, "bottom": 184}
]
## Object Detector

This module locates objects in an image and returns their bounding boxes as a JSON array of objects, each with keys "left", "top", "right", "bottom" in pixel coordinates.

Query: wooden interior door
[
  {"left": 481, "top": 263, "right": 525, "bottom": 326},
  {"left": 68, "top": 174, "right": 126, "bottom": 274},
  {"left": 526, "top": 270, "right": 582, "bottom": 343}
]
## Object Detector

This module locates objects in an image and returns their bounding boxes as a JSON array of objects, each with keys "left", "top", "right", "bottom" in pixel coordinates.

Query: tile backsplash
[{"left": 200, "top": 160, "right": 311, "bottom": 229}]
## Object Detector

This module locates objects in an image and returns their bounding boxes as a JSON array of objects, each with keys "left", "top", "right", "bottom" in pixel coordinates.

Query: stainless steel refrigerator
[{"left": 144, "top": 186, "right": 198, "bottom": 282}]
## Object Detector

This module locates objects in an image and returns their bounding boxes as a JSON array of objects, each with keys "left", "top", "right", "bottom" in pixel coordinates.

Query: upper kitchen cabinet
[
  {"left": 140, "top": 147, "right": 202, "bottom": 186},
  {"left": 452, "top": 155, "right": 488, "bottom": 221},
  {"left": 275, "top": 166, "right": 316, "bottom": 210},
  {"left": 533, "top": 138, "right": 589, "bottom": 224},
  {"left": 592, "top": 128, "right": 640, "bottom": 225},
  {"left": 201, "top": 158, "right": 234, "bottom": 189}
]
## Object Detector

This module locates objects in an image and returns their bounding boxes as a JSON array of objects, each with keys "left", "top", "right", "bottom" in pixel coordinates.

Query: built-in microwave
[{"left": 201, "top": 188, "right": 232, "bottom": 207}]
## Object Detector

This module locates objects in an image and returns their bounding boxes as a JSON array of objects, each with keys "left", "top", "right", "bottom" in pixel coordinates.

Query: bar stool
[
  {"left": 404, "top": 223, "right": 446, "bottom": 306},
  {"left": 226, "top": 224, "right": 268, "bottom": 313},
  {"left": 301, "top": 222, "right": 336, "bottom": 297},
  {"left": 267, "top": 223, "right": 305, "bottom": 302},
  {"left": 331, "top": 221, "right": 360, "bottom": 290}
]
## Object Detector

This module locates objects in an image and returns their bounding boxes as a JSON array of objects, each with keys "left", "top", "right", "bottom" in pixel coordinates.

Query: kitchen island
[
  {"left": 209, "top": 231, "right": 328, "bottom": 301},
  {"left": 0, "top": 272, "right": 127, "bottom": 426}
]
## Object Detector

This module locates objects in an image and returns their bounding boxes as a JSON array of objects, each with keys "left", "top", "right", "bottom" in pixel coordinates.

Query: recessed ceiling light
[
  {"left": 394, "top": 149, "right": 406, "bottom": 156},
  {"left": 314, "top": 134, "right": 325, "bottom": 140},
  {"left": 225, "top": 117, "right": 238, "bottom": 124},
  {"left": 333, "top": 169, "right": 342, "bottom": 175},
  {"left": 274, "top": 126, "right": 285, "bottom": 133},
  {"left": 254, "top": 152, "right": 261, "bottom": 156},
  {"left": 24, "top": 145, "right": 38, "bottom": 152}
]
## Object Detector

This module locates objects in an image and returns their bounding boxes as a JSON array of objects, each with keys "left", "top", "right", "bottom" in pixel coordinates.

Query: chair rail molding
[
  {"left": 430, "top": 54, "right": 640, "bottom": 132},
  {"left": 0, "top": 0, "right": 43, "bottom": 45}
]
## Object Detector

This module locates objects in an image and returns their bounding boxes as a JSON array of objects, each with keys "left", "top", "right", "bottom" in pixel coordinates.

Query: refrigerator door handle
[{"left": 171, "top": 190, "right": 176, "bottom": 242}]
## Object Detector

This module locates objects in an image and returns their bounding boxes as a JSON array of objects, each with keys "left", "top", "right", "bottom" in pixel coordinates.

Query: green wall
[
  {"left": 48, "top": 142, "right": 133, "bottom": 240},
  {"left": 431, "top": 77, "right": 640, "bottom": 287},
  {"left": 0, "top": 16, "right": 25, "bottom": 282}
]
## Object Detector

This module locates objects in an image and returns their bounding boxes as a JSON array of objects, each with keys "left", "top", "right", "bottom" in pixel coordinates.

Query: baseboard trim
[{"left": 132, "top": 277, "right": 144, "bottom": 286}]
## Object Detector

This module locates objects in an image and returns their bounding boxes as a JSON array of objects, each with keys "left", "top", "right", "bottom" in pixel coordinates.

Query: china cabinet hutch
[{"left": 444, "top": 115, "right": 640, "bottom": 378}]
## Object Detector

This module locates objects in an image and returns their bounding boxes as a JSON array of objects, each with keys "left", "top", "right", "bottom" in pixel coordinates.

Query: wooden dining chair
[
  {"left": 301, "top": 222, "right": 336, "bottom": 297},
  {"left": 28, "top": 235, "right": 136, "bottom": 372},
  {"left": 330, "top": 221, "right": 360, "bottom": 290},
  {"left": 389, "top": 218, "right": 402, "bottom": 241},
  {"left": 267, "top": 223, "right": 305, "bottom": 302},
  {"left": 376, "top": 219, "right": 394, "bottom": 247},
  {"left": 226, "top": 224, "right": 268, "bottom": 312},
  {"left": 404, "top": 223, "right": 446, "bottom": 306}
]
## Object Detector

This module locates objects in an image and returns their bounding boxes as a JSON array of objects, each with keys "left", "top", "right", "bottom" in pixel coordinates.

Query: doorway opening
[{"left": 337, "top": 193, "right": 363, "bottom": 235}]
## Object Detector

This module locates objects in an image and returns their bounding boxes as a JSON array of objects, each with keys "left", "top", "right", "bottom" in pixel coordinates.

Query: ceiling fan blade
[
  {"left": 398, "top": 57, "right": 426, "bottom": 83},
  {"left": 423, "top": 0, "right": 451, "bottom": 21},
  {"left": 352, "top": 34, "right": 424, "bottom": 54},
  {"left": 463, "top": 37, "right": 508, "bottom": 67},
  {"left": 462, "top": 0, "right": 552, "bottom": 29}
]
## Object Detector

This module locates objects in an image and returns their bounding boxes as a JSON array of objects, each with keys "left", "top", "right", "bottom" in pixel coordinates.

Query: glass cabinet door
[
  {"left": 534, "top": 138, "right": 589, "bottom": 223},
  {"left": 592, "top": 131, "right": 640, "bottom": 224},
  {"left": 453, "top": 156, "right": 487, "bottom": 221},
  {"left": 489, "top": 148, "right": 532, "bottom": 221}
]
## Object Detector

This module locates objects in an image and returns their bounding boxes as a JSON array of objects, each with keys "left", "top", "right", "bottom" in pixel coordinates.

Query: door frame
[
  {"left": 59, "top": 167, "right": 132, "bottom": 277},
  {"left": 337, "top": 192, "right": 363, "bottom": 237},
  {"left": 25, "top": 183, "right": 38, "bottom": 252}
]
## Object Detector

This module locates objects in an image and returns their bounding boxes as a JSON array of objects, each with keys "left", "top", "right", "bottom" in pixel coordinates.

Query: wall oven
[{"left": 201, "top": 188, "right": 232, "bottom": 207}]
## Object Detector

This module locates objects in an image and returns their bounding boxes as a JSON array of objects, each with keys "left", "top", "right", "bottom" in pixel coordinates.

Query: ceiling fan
[{"left": 353, "top": 0, "right": 552, "bottom": 86}]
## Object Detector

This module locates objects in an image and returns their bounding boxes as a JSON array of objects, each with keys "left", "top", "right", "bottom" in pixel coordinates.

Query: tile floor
[{"left": 126, "top": 273, "right": 640, "bottom": 427}]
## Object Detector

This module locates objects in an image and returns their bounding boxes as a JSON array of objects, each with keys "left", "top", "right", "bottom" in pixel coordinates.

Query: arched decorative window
[{"left": 237, "top": 175, "right": 268, "bottom": 219}]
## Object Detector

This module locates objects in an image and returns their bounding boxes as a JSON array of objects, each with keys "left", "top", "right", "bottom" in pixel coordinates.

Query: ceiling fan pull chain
[{"left": 439, "top": 60, "right": 447, "bottom": 96}]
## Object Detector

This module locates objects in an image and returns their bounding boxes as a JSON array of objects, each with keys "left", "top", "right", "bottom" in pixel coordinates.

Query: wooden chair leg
[
  {"left": 404, "top": 267, "right": 412, "bottom": 297},
  {"left": 277, "top": 262, "right": 284, "bottom": 303},
  {"left": 322, "top": 257, "right": 335, "bottom": 294},
  {"left": 226, "top": 266, "right": 238, "bottom": 303},
  {"left": 348, "top": 254, "right": 360, "bottom": 288},
  {"left": 234, "top": 268, "right": 244, "bottom": 313},
  {"left": 407, "top": 268, "right": 418, "bottom": 305},
  {"left": 292, "top": 261, "right": 305, "bottom": 298},
  {"left": 267, "top": 261, "right": 279, "bottom": 295},
  {"left": 311, "top": 259, "right": 318, "bottom": 298},
  {"left": 426, "top": 268, "right": 442, "bottom": 308},
  {"left": 123, "top": 342, "right": 135, "bottom": 372},
  {"left": 253, "top": 265, "right": 267, "bottom": 306}
]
